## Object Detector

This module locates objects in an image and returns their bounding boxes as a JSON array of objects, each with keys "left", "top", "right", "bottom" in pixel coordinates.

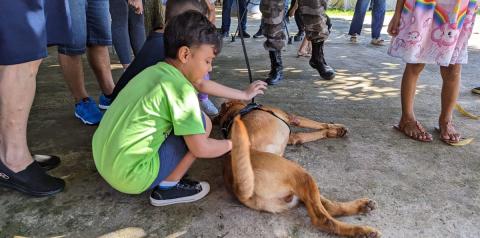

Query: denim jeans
[
  {"left": 110, "top": 0, "right": 146, "bottom": 65},
  {"left": 221, "top": 0, "right": 248, "bottom": 32},
  {"left": 148, "top": 113, "right": 206, "bottom": 189},
  {"left": 58, "top": 0, "right": 112, "bottom": 55},
  {"left": 348, "top": 0, "right": 386, "bottom": 39}
]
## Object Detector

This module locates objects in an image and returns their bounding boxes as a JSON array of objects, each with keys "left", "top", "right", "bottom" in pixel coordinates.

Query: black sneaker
[
  {"left": 238, "top": 31, "right": 251, "bottom": 38},
  {"left": 150, "top": 178, "right": 210, "bottom": 206},
  {"left": 253, "top": 28, "right": 263, "bottom": 38},
  {"left": 0, "top": 161, "right": 65, "bottom": 196},
  {"left": 472, "top": 87, "right": 480, "bottom": 95},
  {"left": 294, "top": 31, "right": 305, "bottom": 42},
  {"left": 221, "top": 31, "right": 229, "bottom": 38}
]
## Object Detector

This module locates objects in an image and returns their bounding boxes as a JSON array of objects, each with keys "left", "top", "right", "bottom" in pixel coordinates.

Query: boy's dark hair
[
  {"left": 165, "top": 0, "right": 209, "bottom": 23},
  {"left": 164, "top": 10, "right": 222, "bottom": 59}
]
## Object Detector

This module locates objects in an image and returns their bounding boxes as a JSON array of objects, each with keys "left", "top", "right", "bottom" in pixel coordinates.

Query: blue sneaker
[
  {"left": 74, "top": 97, "right": 103, "bottom": 125},
  {"left": 98, "top": 94, "right": 112, "bottom": 110}
]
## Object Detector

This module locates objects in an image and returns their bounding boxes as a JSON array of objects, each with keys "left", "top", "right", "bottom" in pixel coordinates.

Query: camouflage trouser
[{"left": 260, "top": 0, "right": 330, "bottom": 51}]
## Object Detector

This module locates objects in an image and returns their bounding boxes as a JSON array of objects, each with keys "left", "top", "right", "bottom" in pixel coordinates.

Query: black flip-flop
[{"left": 32, "top": 154, "right": 61, "bottom": 171}]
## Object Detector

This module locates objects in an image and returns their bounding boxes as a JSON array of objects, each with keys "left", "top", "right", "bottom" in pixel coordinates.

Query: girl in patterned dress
[{"left": 388, "top": 0, "right": 478, "bottom": 143}]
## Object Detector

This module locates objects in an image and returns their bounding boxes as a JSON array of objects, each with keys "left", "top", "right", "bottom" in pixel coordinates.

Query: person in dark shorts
[{"left": 0, "top": 0, "right": 71, "bottom": 196}]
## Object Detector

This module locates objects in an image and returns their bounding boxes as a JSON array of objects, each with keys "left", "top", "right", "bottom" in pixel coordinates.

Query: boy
[
  {"left": 109, "top": 0, "right": 266, "bottom": 116},
  {"left": 92, "top": 11, "right": 260, "bottom": 206}
]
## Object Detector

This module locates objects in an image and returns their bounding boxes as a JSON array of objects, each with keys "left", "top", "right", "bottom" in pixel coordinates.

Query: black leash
[{"left": 235, "top": 0, "right": 254, "bottom": 104}]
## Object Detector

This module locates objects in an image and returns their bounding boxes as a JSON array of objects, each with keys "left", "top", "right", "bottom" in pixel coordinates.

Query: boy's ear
[{"left": 177, "top": 46, "right": 191, "bottom": 64}]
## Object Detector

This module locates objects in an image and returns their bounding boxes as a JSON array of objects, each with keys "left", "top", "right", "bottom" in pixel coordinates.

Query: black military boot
[
  {"left": 266, "top": 50, "right": 283, "bottom": 85},
  {"left": 310, "top": 41, "right": 335, "bottom": 80}
]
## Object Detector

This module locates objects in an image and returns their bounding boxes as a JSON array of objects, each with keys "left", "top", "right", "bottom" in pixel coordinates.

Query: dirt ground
[{"left": 1, "top": 14, "right": 479, "bottom": 238}]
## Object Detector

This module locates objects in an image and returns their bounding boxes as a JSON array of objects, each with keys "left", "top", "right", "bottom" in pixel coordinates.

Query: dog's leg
[
  {"left": 262, "top": 106, "right": 347, "bottom": 132},
  {"left": 320, "top": 196, "right": 377, "bottom": 217},
  {"left": 231, "top": 116, "right": 255, "bottom": 202},
  {"left": 288, "top": 128, "right": 346, "bottom": 145},
  {"left": 295, "top": 173, "right": 381, "bottom": 237}
]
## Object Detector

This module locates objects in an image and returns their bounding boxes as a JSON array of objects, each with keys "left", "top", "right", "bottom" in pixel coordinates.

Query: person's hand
[
  {"left": 203, "top": 0, "right": 216, "bottom": 23},
  {"left": 387, "top": 14, "right": 401, "bottom": 36},
  {"left": 128, "top": 0, "right": 144, "bottom": 15},
  {"left": 243, "top": 80, "right": 267, "bottom": 100}
]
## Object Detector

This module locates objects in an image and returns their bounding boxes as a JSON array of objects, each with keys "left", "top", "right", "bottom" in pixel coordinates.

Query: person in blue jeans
[
  {"left": 221, "top": 0, "right": 250, "bottom": 38},
  {"left": 109, "top": 0, "right": 147, "bottom": 69},
  {"left": 348, "top": 0, "right": 386, "bottom": 46},
  {"left": 57, "top": 0, "right": 116, "bottom": 125}
]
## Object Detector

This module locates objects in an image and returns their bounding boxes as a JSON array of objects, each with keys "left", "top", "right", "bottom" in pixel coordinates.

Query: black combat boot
[
  {"left": 266, "top": 50, "right": 283, "bottom": 85},
  {"left": 309, "top": 41, "right": 335, "bottom": 80}
]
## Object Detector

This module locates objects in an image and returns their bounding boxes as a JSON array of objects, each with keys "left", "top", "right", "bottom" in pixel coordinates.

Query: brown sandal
[
  {"left": 393, "top": 120, "right": 433, "bottom": 142},
  {"left": 434, "top": 121, "right": 461, "bottom": 144}
]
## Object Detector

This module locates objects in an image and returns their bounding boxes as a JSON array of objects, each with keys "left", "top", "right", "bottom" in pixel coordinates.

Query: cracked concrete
[{"left": 1, "top": 14, "right": 479, "bottom": 238}]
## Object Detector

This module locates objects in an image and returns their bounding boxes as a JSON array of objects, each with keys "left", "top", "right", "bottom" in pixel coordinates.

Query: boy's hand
[
  {"left": 387, "top": 14, "right": 401, "bottom": 36},
  {"left": 243, "top": 80, "right": 268, "bottom": 100},
  {"left": 128, "top": 0, "right": 144, "bottom": 14}
]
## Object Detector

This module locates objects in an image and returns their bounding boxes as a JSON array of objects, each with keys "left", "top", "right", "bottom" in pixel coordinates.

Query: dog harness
[{"left": 221, "top": 102, "right": 291, "bottom": 139}]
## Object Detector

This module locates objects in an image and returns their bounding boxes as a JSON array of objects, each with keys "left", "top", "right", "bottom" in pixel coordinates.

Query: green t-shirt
[{"left": 92, "top": 62, "right": 205, "bottom": 194}]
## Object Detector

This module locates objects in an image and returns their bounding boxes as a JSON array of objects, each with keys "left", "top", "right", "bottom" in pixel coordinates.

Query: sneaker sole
[
  {"left": 0, "top": 179, "right": 64, "bottom": 197},
  {"left": 74, "top": 112, "right": 100, "bottom": 125},
  {"left": 98, "top": 104, "right": 110, "bottom": 110},
  {"left": 150, "top": 182, "right": 210, "bottom": 207}
]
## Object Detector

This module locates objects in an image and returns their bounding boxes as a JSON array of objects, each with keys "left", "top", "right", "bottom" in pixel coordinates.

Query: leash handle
[{"left": 235, "top": 0, "right": 255, "bottom": 104}]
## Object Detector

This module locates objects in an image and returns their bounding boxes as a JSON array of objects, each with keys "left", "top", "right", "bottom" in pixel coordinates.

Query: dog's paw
[
  {"left": 359, "top": 199, "right": 377, "bottom": 214},
  {"left": 354, "top": 227, "right": 382, "bottom": 238},
  {"left": 337, "top": 127, "right": 348, "bottom": 137}
]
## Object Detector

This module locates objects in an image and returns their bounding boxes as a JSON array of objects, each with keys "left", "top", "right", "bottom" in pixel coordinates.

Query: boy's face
[{"left": 179, "top": 44, "right": 215, "bottom": 84}]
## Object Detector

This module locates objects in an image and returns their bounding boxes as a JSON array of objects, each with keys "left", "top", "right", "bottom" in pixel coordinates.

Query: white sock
[{"left": 158, "top": 180, "right": 179, "bottom": 190}]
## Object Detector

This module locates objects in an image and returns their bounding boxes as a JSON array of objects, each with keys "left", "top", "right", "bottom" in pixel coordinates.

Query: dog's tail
[{"left": 230, "top": 116, "right": 255, "bottom": 202}]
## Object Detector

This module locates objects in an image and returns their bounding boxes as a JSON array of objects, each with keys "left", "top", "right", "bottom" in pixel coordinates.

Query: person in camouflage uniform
[{"left": 260, "top": 0, "right": 335, "bottom": 85}]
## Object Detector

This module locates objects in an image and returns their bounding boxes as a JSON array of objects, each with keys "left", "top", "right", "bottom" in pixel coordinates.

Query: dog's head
[{"left": 213, "top": 100, "right": 247, "bottom": 126}]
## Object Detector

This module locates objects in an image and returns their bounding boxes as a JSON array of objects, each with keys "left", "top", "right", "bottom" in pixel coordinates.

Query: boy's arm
[
  {"left": 184, "top": 134, "right": 232, "bottom": 158},
  {"left": 193, "top": 80, "right": 267, "bottom": 101}
]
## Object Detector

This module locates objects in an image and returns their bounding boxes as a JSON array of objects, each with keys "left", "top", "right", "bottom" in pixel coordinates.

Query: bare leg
[
  {"left": 0, "top": 60, "right": 41, "bottom": 172},
  {"left": 58, "top": 54, "right": 89, "bottom": 102},
  {"left": 163, "top": 152, "right": 197, "bottom": 181},
  {"left": 397, "top": 63, "right": 432, "bottom": 141},
  {"left": 86, "top": 45, "right": 115, "bottom": 95},
  {"left": 439, "top": 64, "right": 461, "bottom": 142},
  {"left": 297, "top": 38, "right": 311, "bottom": 57}
]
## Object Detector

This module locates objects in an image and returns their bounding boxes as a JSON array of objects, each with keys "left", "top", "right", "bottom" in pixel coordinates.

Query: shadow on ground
[{"left": 1, "top": 15, "right": 479, "bottom": 238}]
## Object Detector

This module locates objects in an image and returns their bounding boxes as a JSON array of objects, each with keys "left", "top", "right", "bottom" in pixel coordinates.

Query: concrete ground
[{"left": 1, "top": 14, "right": 480, "bottom": 238}]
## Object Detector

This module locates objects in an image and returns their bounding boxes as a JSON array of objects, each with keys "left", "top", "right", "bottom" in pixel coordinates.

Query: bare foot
[
  {"left": 438, "top": 121, "right": 460, "bottom": 143},
  {"left": 394, "top": 120, "right": 433, "bottom": 142}
]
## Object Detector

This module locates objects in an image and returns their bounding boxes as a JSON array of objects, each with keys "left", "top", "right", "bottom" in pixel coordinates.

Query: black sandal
[
  {"left": 32, "top": 154, "right": 61, "bottom": 171},
  {"left": 0, "top": 161, "right": 65, "bottom": 196}
]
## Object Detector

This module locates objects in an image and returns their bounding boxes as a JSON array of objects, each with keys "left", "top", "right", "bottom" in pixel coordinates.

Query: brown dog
[{"left": 216, "top": 100, "right": 380, "bottom": 238}]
